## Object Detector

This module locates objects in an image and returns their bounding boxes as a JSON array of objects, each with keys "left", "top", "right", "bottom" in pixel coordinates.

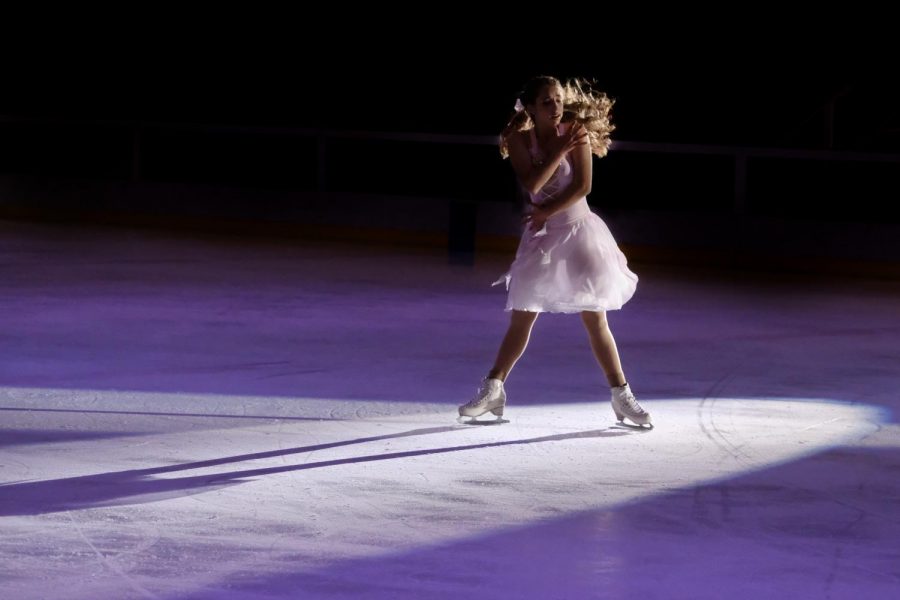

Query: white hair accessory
[{"left": 514, "top": 98, "right": 525, "bottom": 112}]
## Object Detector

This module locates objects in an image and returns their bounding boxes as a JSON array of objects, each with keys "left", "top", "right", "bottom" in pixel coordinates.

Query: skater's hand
[
  {"left": 524, "top": 202, "right": 550, "bottom": 232},
  {"left": 546, "top": 122, "right": 588, "bottom": 160}
]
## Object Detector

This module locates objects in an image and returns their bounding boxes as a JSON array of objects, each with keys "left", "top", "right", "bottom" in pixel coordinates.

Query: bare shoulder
[
  {"left": 505, "top": 130, "right": 534, "bottom": 160},
  {"left": 507, "top": 129, "right": 530, "bottom": 149}
]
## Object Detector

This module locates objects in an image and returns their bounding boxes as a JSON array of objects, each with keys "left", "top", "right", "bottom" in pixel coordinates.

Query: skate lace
[
  {"left": 465, "top": 384, "right": 493, "bottom": 408},
  {"left": 621, "top": 391, "right": 646, "bottom": 414}
]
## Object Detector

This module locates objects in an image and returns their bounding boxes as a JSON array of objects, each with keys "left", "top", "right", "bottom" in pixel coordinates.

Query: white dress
[{"left": 495, "top": 130, "right": 638, "bottom": 313}]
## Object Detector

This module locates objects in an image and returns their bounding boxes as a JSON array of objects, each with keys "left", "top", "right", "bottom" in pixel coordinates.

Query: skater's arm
[
  {"left": 533, "top": 133, "right": 592, "bottom": 217},
  {"left": 507, "top": 132, "right": 559, "bottom": 195},
  {"left": 507, "top": 127, "right": 586, "bottom": 195}
]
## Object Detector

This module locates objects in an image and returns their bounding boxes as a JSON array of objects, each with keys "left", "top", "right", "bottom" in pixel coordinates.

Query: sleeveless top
[{"left": 527, "top": 128, "right": 592, "bottom": 226}]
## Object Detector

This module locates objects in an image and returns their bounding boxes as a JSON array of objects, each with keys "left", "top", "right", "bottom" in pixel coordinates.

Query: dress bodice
[
  {"left": 527, "top": 128, "right": 573, "bottom": 205},
  {"left": 527, "top": 128, "right": 590, "bottom": 225}
]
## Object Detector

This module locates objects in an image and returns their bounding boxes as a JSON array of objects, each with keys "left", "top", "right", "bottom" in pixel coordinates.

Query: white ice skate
[
  {"left": 458, "top": 378, "right": 506, "bottom": 423},
  {"left": 611, "top": 383, "right": 652, "bottom": 427}
]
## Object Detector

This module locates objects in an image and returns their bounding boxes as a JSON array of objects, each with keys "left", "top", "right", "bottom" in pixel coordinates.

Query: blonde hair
[{"left": 499, "top": 76, "right": 616, "bottom": 159}]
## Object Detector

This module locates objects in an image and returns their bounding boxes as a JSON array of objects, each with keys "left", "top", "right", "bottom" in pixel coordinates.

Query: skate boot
[
  {"left": 458, "top": 377, "right": 506, "bottom": 420},
  {"left": 611, "top": 383, "right": 652, "bottom": 427}
]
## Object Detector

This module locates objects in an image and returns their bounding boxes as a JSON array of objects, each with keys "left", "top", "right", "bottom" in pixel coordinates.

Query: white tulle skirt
[{"left": 494, "top": 199, "right": 638, "bottom": 313}]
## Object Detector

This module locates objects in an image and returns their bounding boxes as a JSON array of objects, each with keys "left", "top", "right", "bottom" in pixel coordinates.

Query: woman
[{"left": 458, "top": 75, "right": 651, "bottom": 427}]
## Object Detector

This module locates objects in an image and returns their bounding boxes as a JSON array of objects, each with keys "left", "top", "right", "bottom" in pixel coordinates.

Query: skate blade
[
  {"left": 457, "top": 416, "right": 509, "bottom": 426},
  {"left": 614, "top": 420, "right": 654, "bottom": 431}
]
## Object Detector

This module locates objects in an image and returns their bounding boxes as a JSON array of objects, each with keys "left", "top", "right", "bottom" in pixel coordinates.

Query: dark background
[
  {"left": 4, "top": 14, "right": 895, "bottom": 149},
  {"left": 2, "top": 12, "right": 899, "bottom": 227}
]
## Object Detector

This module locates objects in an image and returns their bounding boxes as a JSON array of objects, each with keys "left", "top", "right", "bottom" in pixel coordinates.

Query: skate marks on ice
[{"left": 0, "top": 387, "right": 887, "bottom": 600}]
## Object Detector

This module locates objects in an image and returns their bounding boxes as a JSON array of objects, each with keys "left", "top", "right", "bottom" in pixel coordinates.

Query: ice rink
[{"left": 1, "top": 221, "right": 897, "bottom": 599}]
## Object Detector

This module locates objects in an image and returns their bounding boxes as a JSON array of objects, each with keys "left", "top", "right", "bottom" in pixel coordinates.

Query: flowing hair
[{"left": 499, "top": 76, "right": 616, "bottom": 159}]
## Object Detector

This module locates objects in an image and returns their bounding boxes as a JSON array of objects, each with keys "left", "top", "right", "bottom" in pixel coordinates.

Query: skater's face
[{"left": 528, "top": 84, "right": 564, "bottom": 130}]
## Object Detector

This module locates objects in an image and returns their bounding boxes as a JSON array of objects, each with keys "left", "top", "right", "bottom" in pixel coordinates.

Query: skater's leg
[
  {"left": 580, "top": 311, "right": 626, "bottom": 386},
  {"left": 487, "top": 310, "right": 539, "bottom": 382},
  {"left": 459, "top": 310, "right": 537, "bottom": 419},
  {"left": 581, "top": 310, "right": 652, "bottom": 425}
]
